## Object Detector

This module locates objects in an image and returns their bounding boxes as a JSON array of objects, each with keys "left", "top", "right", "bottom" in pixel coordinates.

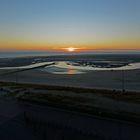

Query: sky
[{"left": 0, "top": 0, "right": 140, "bottom": 51}]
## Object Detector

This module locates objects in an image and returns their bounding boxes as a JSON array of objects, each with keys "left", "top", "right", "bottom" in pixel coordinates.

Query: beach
[
  {"left": 0, "top": 54, "right": 140, "bottom": 91},
  {"left": 0, "top": 54, "right": 140, "bottom": 139}
]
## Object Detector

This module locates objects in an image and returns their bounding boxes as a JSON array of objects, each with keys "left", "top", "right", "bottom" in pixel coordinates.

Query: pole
[
  {"left": 16, "top": 69, "right": 18, "bottom": 83},
  {"left": 122, "top": 70, "right": 125, "bottom": 93}
]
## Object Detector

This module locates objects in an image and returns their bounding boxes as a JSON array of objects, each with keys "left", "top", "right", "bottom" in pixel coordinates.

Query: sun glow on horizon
[{"left": 64, "top": 47, "right": 78, "bottom": 52}]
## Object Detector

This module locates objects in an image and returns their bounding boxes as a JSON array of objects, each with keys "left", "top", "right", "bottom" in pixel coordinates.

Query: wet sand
[{"left": 0, "top": 68, "right": 140, "bottom": 91}]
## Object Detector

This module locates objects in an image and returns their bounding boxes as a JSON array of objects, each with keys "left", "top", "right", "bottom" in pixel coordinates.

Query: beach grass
[
  {"left": 0, "top": 81, "right": 140, "bottom": 103},
  {"left": 17, "top": 92, "right": 140, "bottom": 124},
  {"left": 0, "top": 81, "right": 140, "bottom": 123}
]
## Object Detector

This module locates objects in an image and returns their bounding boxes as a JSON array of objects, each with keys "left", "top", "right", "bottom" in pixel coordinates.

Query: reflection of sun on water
[
  {"left": 67, "top": 63, "right": 76, "bottom": 74},
  {"left": 42, "top": 61, "right": 85, "bottom": 74},
  {"left": 67, "top": 69, "right": 77, "bottom": 75}
]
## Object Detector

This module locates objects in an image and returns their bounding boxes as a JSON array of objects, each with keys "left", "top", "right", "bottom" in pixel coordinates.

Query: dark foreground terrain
[{"left": 0, "top": 82, "right": 140, "bottom": 140}]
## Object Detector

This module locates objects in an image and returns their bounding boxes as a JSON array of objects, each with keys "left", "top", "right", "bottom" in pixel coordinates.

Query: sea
[{"left": 0, "top": 50, "right": 140, "bottom": 58}]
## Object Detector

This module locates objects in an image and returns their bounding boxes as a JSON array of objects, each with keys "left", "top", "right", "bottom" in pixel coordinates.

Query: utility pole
[
  {"left": 15, "top": 69, "right": 18, "bottom": 83},
  {"left": 122, "top": 70, "right": 125, "bottom": 93}
]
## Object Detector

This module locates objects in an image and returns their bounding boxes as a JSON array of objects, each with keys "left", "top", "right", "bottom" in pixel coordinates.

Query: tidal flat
[{"left": 0, "top": 54, "right": 140, "bottom": 91}]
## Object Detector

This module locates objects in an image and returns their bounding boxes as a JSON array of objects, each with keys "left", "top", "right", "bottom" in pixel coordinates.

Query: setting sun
[{"left": 66, "top": 47, "right": 77, "bottom": 52}]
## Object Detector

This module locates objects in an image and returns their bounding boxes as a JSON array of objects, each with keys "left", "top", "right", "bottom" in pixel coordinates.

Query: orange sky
[
  {"left": 0, "top": 0, "right": 140, "bottom": 52},
  {"left": 0, "top": 36, "right": 139, "bottom": 51}
]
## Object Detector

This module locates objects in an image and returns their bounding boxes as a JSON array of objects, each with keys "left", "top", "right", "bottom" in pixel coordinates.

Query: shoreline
[{"left": 0, "top": 54, "right": 140, "bottom": 91}]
